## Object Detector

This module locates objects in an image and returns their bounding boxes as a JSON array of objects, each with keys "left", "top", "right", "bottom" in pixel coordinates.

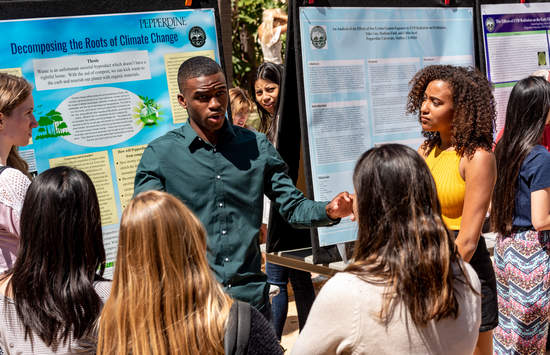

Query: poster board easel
[{"left": 269, "top": 0, "right": 479, "bottom": 264}]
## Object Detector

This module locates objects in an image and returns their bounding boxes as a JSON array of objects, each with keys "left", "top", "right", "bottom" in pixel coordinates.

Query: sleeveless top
[{"left": 424, "top": 146, "right": 465, "bottom": 230}]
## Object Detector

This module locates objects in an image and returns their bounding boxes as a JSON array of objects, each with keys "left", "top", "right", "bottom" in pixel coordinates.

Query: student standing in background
[
  {"left": 491, "top": 76, "right": 550, "bottom": 354},
  {"left": 0, "top": 73, "right": 37, "bottom": 272}
]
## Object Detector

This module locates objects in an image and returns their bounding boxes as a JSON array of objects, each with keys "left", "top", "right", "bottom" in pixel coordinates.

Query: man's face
[{"left": 178, "top": 72, "right": 228, "bottom": 139}]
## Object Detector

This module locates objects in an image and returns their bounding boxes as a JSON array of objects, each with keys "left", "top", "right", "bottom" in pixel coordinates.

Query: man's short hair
[{"left": 177, "top": 56, "right": 223, "bottom": 93}]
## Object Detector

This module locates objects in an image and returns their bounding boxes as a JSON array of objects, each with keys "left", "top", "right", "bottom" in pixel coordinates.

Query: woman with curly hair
[
  {"left": 491, "top": 76, "right": 550, "bottom": 354},
  {"left": 407, "top": 65, "right": 497, "bottom": 355}
]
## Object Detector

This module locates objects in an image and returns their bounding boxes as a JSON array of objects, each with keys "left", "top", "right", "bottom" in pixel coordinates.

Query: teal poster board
[{"left": 0, "top": 9, "right": 221, "bottom": 276}]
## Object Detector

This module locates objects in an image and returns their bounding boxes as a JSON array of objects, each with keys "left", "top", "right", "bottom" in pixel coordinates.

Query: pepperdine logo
[{"left": 139, "top": 17, "right": 186, "bottom": 29}]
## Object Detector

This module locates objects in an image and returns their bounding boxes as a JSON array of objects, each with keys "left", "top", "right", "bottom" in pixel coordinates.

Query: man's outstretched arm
[{"left": 262, "top": 137, "right": 354, "bottom": 227}]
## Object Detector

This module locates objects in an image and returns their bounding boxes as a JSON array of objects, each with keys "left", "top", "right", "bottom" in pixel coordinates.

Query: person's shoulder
[
  {"left": 519, "top": 145, "right": 550, "bottom": 180},
  {"left": 1, "top": 168, "right": 30, "bottom": 183},
  {"left": 318, "top": 272, "right": 377, "bottom": 301},
  {"left": 233, "top": 125, "right": 264, "bottom": 139},
  {"left": 232, "top": 125, "right": 270, "bottom": 149},
  {"left": 527, "top": 144, "right": 550, "bottom": 163},
  {"left": 248, "top": 303, "right": 284, "bottom": 355},
  {"left": 148, "top": 126, "right": 186, "bottom": 147},
  {"left": 94, "top": 280, "right": 113, "bottom": 302},
  {"left": 461, "top": 147, "right": 496, "bottom": 175},
  {"left": 327, "top": 271, "right": 358, "bottom": 286},
  {"left": 249, "top": 304, "right": 268, "bottom": 326},
  {"left": 464, "top": 147, "right": 495, "bottom": 163},
  {"left": 0, "top": 168, "right": 31, "bottom": 208},
  {"left": 417, "top": 142, "right": 432, "bottom": 159}
]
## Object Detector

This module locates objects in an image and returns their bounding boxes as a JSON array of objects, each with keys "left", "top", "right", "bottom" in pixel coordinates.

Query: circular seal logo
[
  {"left": 310, "top": 26, "right": 327, "bottom": 49},
  {"left": 189, "top": 26, "right": 206, "bottom": 47},
  {"left": 485, "top": 17, "right": 495, "bottom": 33}
]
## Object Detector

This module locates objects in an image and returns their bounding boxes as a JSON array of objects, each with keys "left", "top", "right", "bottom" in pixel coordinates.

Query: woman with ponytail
[{"left": 0, "top": 73, "right": 37, "bottom": 272}]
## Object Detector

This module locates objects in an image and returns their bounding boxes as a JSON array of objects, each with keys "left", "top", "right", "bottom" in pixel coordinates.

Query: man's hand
[{"left": 326, "top": 191, "right": 355, "bottom": 221}]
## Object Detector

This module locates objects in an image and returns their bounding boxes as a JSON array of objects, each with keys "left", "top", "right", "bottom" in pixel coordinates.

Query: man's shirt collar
[{"left": 182, "top": 117, "right": 236, "bottom": 150}]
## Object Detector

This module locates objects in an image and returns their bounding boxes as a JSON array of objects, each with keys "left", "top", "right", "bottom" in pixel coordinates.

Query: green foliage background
[{"left": 231, "top": 0, "right": 287, "bottom": 90}]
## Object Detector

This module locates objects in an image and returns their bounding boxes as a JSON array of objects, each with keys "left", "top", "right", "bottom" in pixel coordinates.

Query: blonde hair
[
  {"left": 229, "top": 87, "right": 253, "bottom": 115},
  {"left": 0, "top": 73, "right": 32, "bottom": 178},
  {"left": 532, "top": 69, "right": 550, "bottom": 81},
  {"left": 98, "top": 191, "right": 233, "bottom": 355}
]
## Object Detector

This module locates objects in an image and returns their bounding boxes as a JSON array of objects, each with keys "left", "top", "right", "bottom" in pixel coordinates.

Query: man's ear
[{"left": 177, "top": 93, "right": 187, "bottom": 109}]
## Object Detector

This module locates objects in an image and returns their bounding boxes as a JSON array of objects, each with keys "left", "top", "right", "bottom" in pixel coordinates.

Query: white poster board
[{"left": 299, "top": 6, "right": 475, "bottom": 246}]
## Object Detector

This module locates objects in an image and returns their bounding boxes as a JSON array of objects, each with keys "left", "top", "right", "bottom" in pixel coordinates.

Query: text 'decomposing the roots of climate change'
[{"left": 0, "top": 9, "right": 220, "bottom": 277}]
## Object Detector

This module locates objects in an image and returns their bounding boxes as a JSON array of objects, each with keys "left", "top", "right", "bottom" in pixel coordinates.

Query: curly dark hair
[{"left": 406, "top": 65, "right": 496, "bottom": 158}]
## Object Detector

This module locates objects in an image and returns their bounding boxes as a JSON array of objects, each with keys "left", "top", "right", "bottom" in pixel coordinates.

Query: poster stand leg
[{"left": 336, "top": 243, "right": 349, "bottom": 264}]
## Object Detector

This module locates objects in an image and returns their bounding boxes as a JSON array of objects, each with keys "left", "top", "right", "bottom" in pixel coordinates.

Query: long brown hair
[
  {"left": 491, "top": 76, "right": 550, "bottom": 234},
  {"left": 3, "top": 167, "right": 105, "bottom": 349},
  {"left": 346, "top": 144, "right": 475, "bottom": 327},
  {"left": 252, "top": 62, "right": 283, "bottom": 142},
  {"left": 0, "top": 73, "right": 32, "bottom": 177},
  {"left": 407, "top": 65, "right": 495, "bottom": 158},
  {"left": 98, "top": 191, "right": 232, "bottom": 355}
]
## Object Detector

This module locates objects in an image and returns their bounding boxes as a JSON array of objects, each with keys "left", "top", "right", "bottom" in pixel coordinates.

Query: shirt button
[
  {"left": 216, "top": 175, "right": 221, "bottom": 180},
  {"left": 213, "top": 148, "right": 217, "bottom": 152},
  {"left": 9, "top": 343, "right": 14, "bottom": 348},
  {"left": 218, "top": 202, "right": 223, "bottom": 207},
  {"left": 224, "top": 257, "right": 230, "bottom": 262},
  {"left": 222, "top": 230, "right": 227, "bottom": 235},
  {"left": 227, "top": 284, "right": 232, "bottom": 288}
]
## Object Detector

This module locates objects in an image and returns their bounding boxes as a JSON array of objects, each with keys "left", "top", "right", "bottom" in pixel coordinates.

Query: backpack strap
[
  {"left": 224, "top": 301, "right": 251, "bottom": 355},
  {"left": 224, "top": 303, "right": 238, "bottom": 354}
]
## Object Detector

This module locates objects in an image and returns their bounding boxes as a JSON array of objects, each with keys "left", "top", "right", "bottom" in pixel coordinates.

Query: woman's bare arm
[
  {"left": 457, "top": 149, "right": 496, "bottom": 261},
  {"left": 531, "top": 187, "right": 550, "bottom": 230}
]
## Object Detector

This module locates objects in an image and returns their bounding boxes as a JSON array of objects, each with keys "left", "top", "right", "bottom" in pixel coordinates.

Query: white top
[
  {"left": 0, "top": 168, "right": 31, "bottom": 272},
  {"left": 0, "top": 281, "right": 111, "bottom": 354},
  {"left": 292, "top": 262, "right": 481, "bottom": 355},
  {"left": 259, "top": 26, "right": 283, "bottom": 64}
]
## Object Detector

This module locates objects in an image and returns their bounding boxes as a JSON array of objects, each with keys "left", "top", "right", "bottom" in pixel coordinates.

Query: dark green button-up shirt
[{"left": 134, "top": 120, "right": 337, "bottom": 312}]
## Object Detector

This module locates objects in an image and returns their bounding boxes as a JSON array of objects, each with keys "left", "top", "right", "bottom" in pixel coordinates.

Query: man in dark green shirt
[{"left": 134, "top": 56, "right": 353, "bottom": 316}]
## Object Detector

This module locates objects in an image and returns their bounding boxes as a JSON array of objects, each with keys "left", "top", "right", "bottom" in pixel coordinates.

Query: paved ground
[{"left": 280, "top": 297, "right": 299, "bottom": 353}]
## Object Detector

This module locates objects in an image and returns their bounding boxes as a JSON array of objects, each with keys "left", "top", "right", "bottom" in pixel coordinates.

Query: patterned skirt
[{"left": 493, "top": 230, "right": 550, "bottom": 354}]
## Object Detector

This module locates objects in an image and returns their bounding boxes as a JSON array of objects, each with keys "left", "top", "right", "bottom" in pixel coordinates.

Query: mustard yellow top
[{"left": 424, "top": 146, "right": 465, "bottom": 231}]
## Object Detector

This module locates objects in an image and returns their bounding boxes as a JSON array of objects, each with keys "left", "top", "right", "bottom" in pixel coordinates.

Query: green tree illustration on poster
[{"left": 36, "top": 110, "right": 71, "bottom": 139}]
